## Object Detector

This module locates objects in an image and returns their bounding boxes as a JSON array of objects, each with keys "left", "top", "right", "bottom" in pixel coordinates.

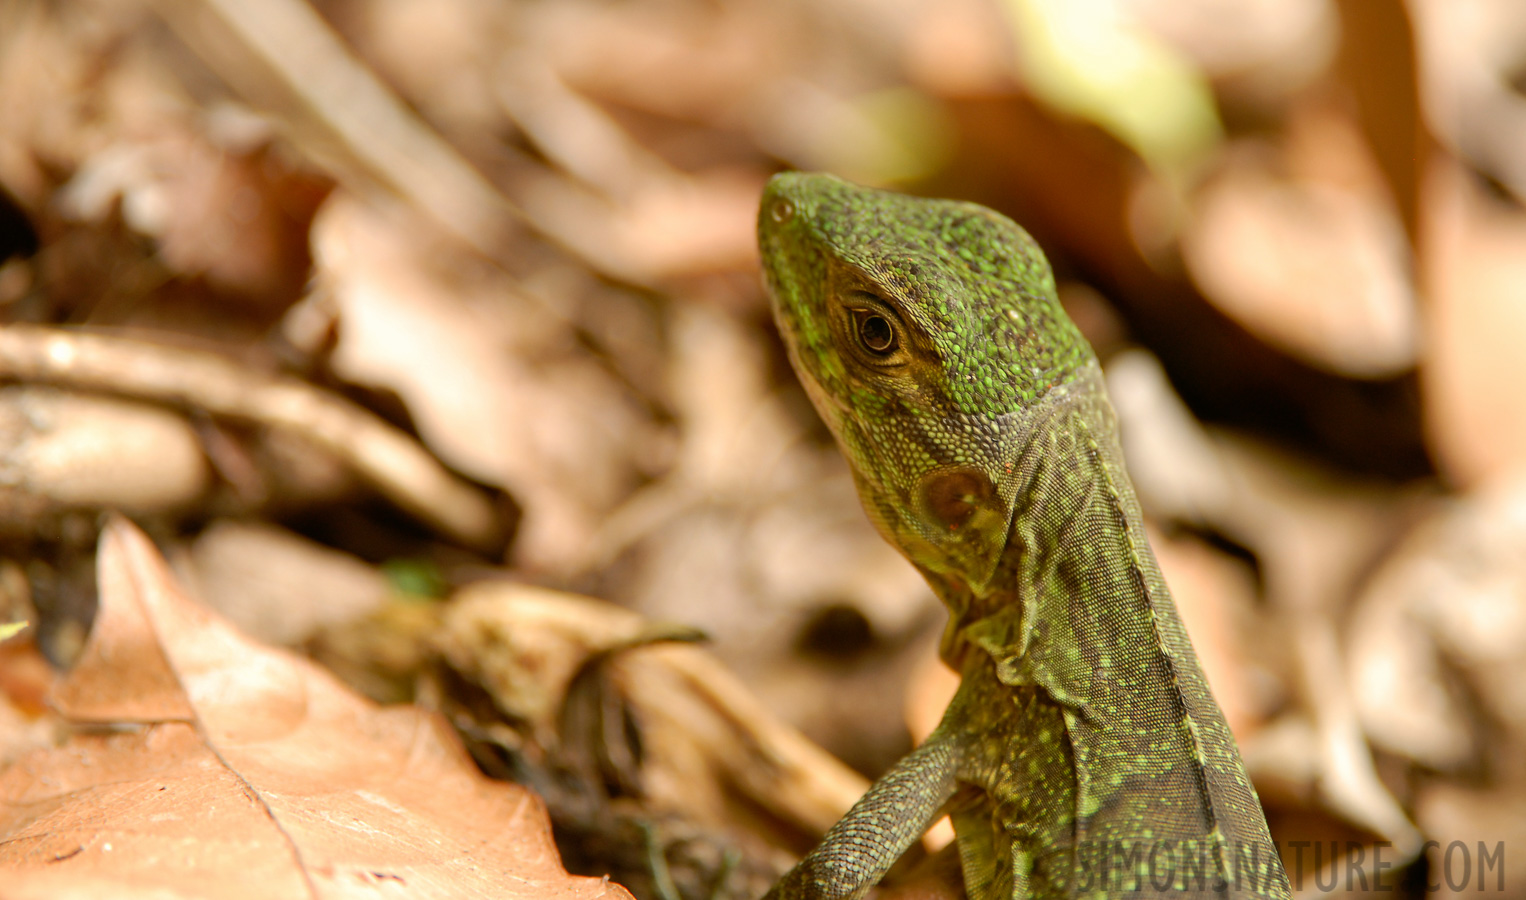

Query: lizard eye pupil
[
  {"left": 857, "top": 314, "right": 896, "bottom": 354},
  {"left": 771, "top": 199, "right": 795, "bottom": 223}
]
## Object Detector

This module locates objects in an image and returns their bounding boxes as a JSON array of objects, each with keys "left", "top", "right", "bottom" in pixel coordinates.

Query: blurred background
[{"left": 2, "top": 0, "right": 1525, "bottom": 896}]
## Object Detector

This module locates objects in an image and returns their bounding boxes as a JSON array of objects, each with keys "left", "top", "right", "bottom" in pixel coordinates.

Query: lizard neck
[
  {"left": 930, "top": 363, "right": 1203, "bottom": 723},
  {"left": 926, "top": 363, "right": 1141, "bottom": 675},
  {"left": 924, "top": 367, "right": 1282, "bottom": 858}
]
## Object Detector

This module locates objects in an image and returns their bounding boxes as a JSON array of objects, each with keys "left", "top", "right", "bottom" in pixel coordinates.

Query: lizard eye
[{"left": 854, "top": 311, "right": 898, "bottom": 354}]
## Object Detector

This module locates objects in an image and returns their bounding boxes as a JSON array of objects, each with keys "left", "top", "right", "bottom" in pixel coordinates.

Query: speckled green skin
[{"left": 757, "top": 173, "right": 1290, "bottom": 900}]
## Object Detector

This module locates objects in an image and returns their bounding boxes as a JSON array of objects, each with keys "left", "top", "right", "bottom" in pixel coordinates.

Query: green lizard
[{"left": 756, "top": 173, "right": 1291, "bottom": 900}]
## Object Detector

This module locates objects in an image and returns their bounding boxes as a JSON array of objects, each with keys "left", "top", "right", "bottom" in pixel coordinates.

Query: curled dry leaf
[
  {"left": 430, "top": 582, "right": 883, "bottom": 897},
  {"left": 0, "top": 517, "right": 633, "bottom": 900},
  {"left": 1182, "top": 142, "right": 1417, "bottom": 378},
  {"left": 435, "top": 582, "right": 868, "bottom": 842},
  {"left": 1350, "top": 472, "right": 1526, "bottom": 768},
  {"left": 182, "top": 519, "right": 391, "bottom": 647},
  {"left": 309, "top": 193, "right": 653, "bottom": 571},
  {"left": 61, "top": 128, "right": 324, "bottom": 308}
]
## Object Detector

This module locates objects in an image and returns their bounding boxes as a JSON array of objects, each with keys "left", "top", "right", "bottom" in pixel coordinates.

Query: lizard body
[{"left": 756, "top": 173, "right": 1290, "bottom": 899}]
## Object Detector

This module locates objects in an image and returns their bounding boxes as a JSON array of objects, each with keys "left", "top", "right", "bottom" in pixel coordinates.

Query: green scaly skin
[{"left": 757, "top": 173, "right": 1291, "bottom": 900}]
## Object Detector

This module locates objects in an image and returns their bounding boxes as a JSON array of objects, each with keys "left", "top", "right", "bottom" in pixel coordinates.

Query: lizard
[{"left": 755, "top": 172, "right": 1292, "bottom": 900}]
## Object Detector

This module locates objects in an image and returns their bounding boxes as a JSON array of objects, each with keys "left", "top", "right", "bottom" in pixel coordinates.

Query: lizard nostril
[
  {"left": 770, "top": 198, "right": 795, "bottom": 224},
  {"left": 921, "top": 468, "right": 994, "bottom": 530}
]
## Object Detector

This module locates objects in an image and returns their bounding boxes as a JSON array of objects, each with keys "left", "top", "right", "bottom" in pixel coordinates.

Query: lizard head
[{"left": 758, "top": 172, "right": 1094, "bottom": 592}]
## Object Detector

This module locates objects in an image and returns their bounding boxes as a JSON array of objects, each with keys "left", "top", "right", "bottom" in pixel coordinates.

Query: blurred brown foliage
[{"left": 3, "top": 0, "right": 1526, "bottom": 897}]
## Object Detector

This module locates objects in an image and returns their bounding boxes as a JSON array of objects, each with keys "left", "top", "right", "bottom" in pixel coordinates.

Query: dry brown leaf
[
  {"left": 436, "top": 581, "right": 868, "bottom": 841},
  {"left": 61, "top": 127, "right": 323, "bottom": 308},
  {"left": 1130, "top": 0, "right": 1335, "bottom": 84},
  {"left": 1349, "top": 472, "right": 1526, "bottom": 767},
  {"left": 1415, "top": 783, "right": 1523, "bottom": 898},
  {"left": 1409, "top": 0, "right": 1526, "bottom": 205},
  {"left": 0, "top": 640, "right": 59, "bottom": 769},
  {"left": 1421, "top": 157, "right": 1526, "bottom": 487},
  {"left": 0, "top": 516, "right": 633, "bottom": 900},
  {"left": 1182, "top": 127, "right": 1417, "bottom": 378},
  {"left": 536, "top": 1, "right": 779, "bottom": 126},
  {"left": 308, "top": 193, "right": 653, "bottom": 571},
  {"left": 181, "top": 520, "right": 390, "bottom": 647}
]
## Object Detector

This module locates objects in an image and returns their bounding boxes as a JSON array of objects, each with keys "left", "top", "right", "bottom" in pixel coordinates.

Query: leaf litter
[
  {"left": 3, "top": 0, "right": 1526, "bottom": 896},
  {"left": 0, "top": 517, "right": 632, "bottom": 900}
]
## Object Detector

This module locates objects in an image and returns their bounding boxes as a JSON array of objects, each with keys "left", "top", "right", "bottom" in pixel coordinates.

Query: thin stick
[{"left": 0, "top": 325, "right": 507, "bottom": 553}]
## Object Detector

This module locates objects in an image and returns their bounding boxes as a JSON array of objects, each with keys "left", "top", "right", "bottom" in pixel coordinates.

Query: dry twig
[{"left": 0, "top": 325, "right": 508, "bottom": 553}]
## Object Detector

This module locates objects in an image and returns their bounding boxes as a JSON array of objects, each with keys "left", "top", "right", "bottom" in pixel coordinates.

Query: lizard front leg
[{"left": 762, "top": 731, "right": 961, "bottom": 900}]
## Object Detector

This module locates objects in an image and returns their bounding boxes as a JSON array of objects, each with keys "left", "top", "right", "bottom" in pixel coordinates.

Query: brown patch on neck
[{"left": 921, "top": 467, "right": 995, "bottom": 531}]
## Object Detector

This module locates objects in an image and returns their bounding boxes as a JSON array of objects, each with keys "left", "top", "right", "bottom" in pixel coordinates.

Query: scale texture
[{"left": 757, "top": 173, "right": 1290, "bottom": 900}]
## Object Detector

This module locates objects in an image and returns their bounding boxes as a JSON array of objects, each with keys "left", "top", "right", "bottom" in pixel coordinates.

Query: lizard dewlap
[{"left": 757, "top": 173, "right": 1290, "bottom": 900}]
